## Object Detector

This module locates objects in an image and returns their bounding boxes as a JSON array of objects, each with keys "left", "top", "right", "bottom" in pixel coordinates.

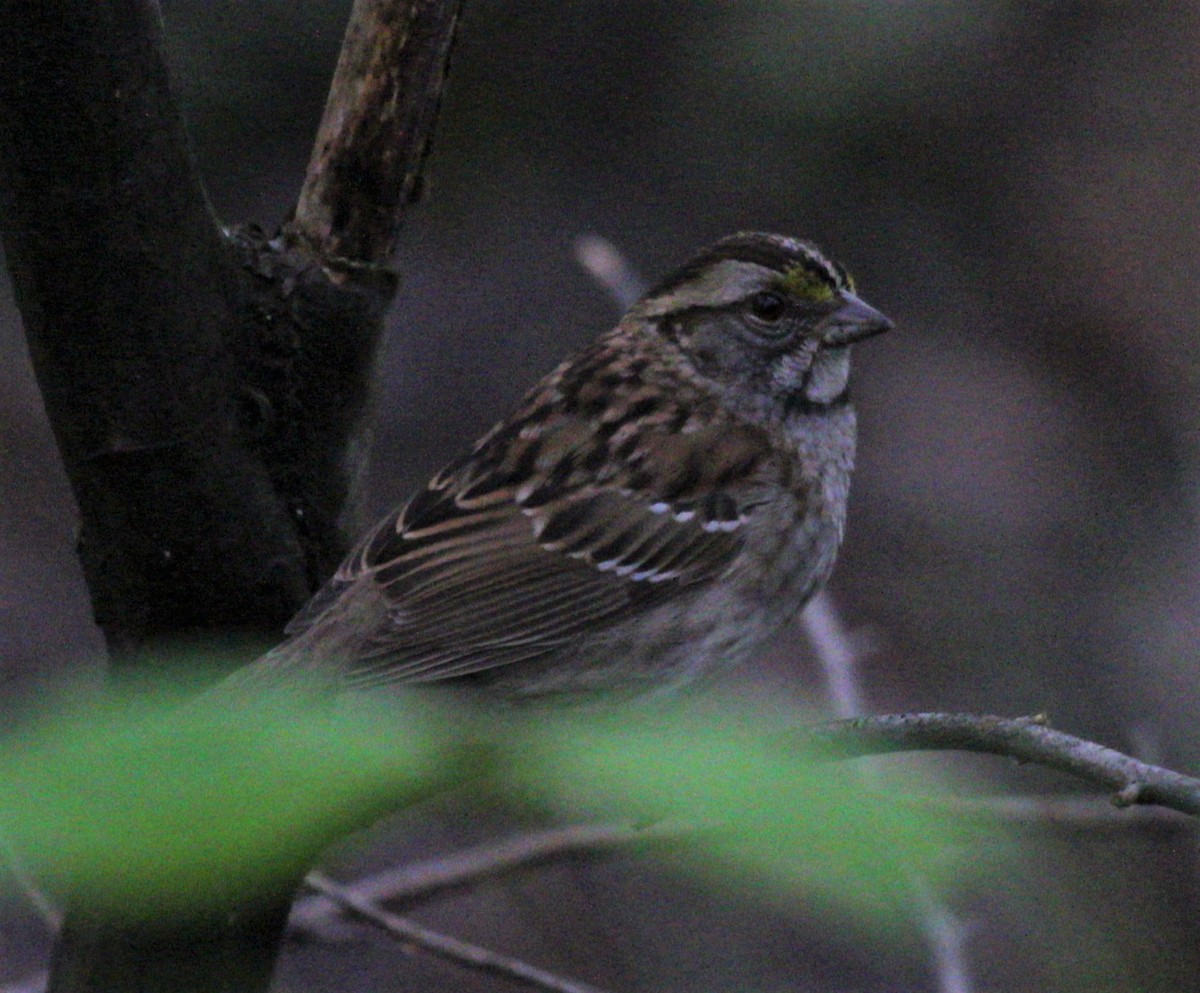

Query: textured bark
[
  {"left": 290, "top": 0, "right": 462, "bottom": 262},
  {"left": 0, "top": 0, "right": 461, "bottom": 990},
  {"left": 0, "top": 1, "right": 311, "bottom": 673}
]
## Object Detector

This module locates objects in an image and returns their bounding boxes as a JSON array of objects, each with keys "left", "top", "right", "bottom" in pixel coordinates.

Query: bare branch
[
  {"left": 295, "top": 781, "right": 1200, "bottom": 943},
  {"left": 908, "top": 874, "right": 974, "bottom": 993},
  {"left": 0, "top": 3, "right": 459, "bottom": 991},
  {"left": 291, "top": 821, "right": 688, "bottom": 937},
  {"left": 572, "top": 235, "right": 645, "bottom": 309},
  {"left": 0, "top": 0, "right": 312, "bottom": 664},
  {"left": 303, "top": 871, "right": 614, "bottom": 993},
  {"left": 802, "top": 590, "right": 871, "bottom": 718},
  {"left": 803, "top": 594, "right": 976, "bottom": 993},
  {"left": 807, "top": 712, "right": 1200, "bottom": 817},
  {"left": 0, "top": 832, "right": 61, "bottom": 933},
  {"left": 932, "top": 794, "right": 1196, "bottom": 830},
  {"left": 290, "top": 0, "right": 464, "bottom": 265},
  {"left": 0, "top": 972, "right": 46, "bottom": 993}
]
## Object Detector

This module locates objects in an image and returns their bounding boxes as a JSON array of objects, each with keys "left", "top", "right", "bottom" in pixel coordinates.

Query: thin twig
[
  {"left": 931, "top": 794, "right": 1195, "bottom": 830},
  {"left": 806, "top": 712, "right": 1200, "bottom": 817},
  {"left": 0, "top": 831, "right": 61, "bottom": 932},
  {"left": 802, "top": 590, "right": 869, "bottom": 718},
  {"left": 0, "top": 972, "right": 46, "bottom": 993},
  {"left": 802, "top": 593, "right": 976, "bottom": 993},
  {"left": 572, "top": 234, "right": 645, "bottom": 309},
  {"left": 303, "top": 871, "right": 614, "bottom": 993},
  {"left": 291, "top": 820, "right": 687, "bottom": 936},
  {"left": 295, "top": 782, "right": 1196, "bottom": 941},
  {"left": 909, "top": 874, "right": 973, "bottom": 993}
]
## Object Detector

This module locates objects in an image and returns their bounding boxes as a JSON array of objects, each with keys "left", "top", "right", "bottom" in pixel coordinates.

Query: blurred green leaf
[
  {"left": 0, "top": 684, "right": 464, "bottom": 914},
  {"left": 512, "top": 705, "right": 973, "bottom": 923},
  {"left": 0, "top": 680, "right": 988, "bottom": 925}
]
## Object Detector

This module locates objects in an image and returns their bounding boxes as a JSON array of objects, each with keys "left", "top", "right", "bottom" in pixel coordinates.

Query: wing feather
[{"left": 287, "top": 371, "right": 786, "bottom": 687}]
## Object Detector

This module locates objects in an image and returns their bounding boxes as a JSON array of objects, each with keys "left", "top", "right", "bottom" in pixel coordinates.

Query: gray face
[
  {"left": 637, "top": 255, "right": 890, "bottom": 422},
  {"left": 650, "top": 290, "right": 854, "bottom": 421},
  {"left": 666, "top": 305, "right": 829, "bottom": 411}
]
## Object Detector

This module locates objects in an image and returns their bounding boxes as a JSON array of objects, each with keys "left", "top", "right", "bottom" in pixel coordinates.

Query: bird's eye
[{"left": 748, "top": 291, "right": 786, "bottom": 323}]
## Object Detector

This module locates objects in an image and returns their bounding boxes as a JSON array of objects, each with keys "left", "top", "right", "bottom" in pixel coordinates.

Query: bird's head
[{"left": 631, "top": 232, "right": 892, "bottom": 420}]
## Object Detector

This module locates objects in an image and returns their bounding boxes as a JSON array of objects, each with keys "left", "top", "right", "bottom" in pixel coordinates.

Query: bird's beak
[{"left": 820, "top": 292, "right": 894, "bottom": 346}]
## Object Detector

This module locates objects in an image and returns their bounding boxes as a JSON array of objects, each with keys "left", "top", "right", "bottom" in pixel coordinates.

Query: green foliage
[
  {"left": 516, "top": 704, "right": 969, "bottom": 923},
  {"left": 0, "top": 680, "right": 985, "bottom": 925},
  {"left": 0, "top": 684, "right": 457, "bottom": 914}
]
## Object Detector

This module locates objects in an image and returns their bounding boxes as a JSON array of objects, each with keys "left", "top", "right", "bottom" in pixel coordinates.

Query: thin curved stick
[{"left": 806, "top": 712, "right": 1200, "bottom": 817}]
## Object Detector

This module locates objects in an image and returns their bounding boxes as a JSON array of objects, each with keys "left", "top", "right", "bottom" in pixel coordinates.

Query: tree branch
[
  {"left": 0, "top": 830, "right": 61, "bottom": 933},
  {"left": 290, "top": 821, "right": 689, "bottom": 937},
  {"left": 292, "top": 790, "right": 1200, "bottom": 944},
  {"left": 807, "top": 712, "right": 1200, "bottom": 817},
  {"left": 0, "top": 3, "right": 463, "bottom": 992},
  {"left": 287, "top": 709, "right": 1200, "bottom": 973},
  {"left": 0, "top": 0, "right": 311, "bottom": 667},
  {"left": 289, "top": 0, "right": 464, "bottom": 265},
  {"left": 572, "top": 235, "right": 644, "bottom": 310},
  {"left": 803, "top": 593, "right": 976, "bottom": 993},
  {"left": 930, "top": 794, "right": 1196, "bottom": 830},
  {"left": 303, "top": 871, "right": 614, "bottom": 993}
]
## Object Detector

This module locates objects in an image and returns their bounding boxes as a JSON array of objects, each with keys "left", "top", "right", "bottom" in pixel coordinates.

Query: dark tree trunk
[{"left": 0, "top": 0, "right": 461, "bottom": 989}]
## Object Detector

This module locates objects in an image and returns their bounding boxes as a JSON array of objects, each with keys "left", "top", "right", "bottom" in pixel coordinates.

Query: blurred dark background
[{"left": 3, "top": 2, "right": 1199, "bottom": 991}]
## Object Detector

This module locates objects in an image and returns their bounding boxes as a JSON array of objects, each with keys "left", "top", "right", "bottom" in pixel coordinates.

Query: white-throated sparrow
[{"left": 249, "top": 232, "right": 892, "bottom": 700}]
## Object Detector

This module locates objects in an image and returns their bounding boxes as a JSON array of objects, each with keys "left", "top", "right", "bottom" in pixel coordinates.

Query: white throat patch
[{"left": 803, "top": 346, "right": 851, "bottom": 404}]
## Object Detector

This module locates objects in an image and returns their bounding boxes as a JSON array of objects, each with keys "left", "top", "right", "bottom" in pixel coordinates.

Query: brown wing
[{"left": 288, "top": 377, "right": 780, "bottom": 687}]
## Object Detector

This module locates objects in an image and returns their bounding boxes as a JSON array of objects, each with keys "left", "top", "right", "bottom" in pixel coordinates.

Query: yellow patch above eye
[{"left": 777, "top": 264, "right": 836, "bottom": 302}]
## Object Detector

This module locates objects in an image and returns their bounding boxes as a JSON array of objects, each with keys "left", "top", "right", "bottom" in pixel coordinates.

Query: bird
[{"left": 240, "top": 232, "right": 892, "bottom": 703}]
